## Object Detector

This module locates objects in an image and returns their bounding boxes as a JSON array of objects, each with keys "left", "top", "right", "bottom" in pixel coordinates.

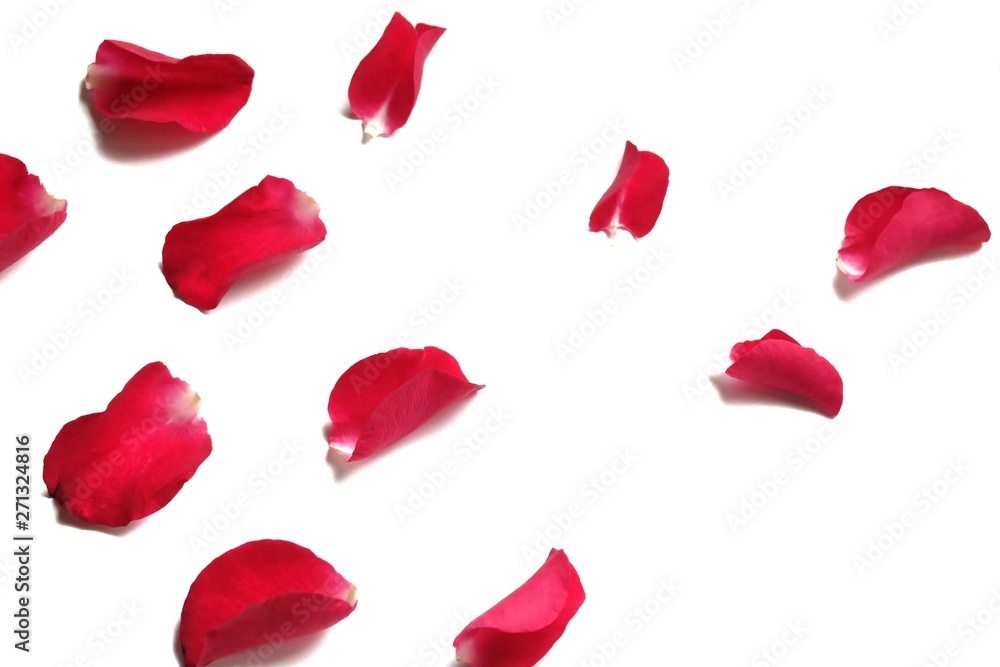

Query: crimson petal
[
  {"left": 348, "top": 12, "right": 445, "bottom": 138},
  {"left": 85, "top": 39, "right": 254, "bottom": 133},
  {"left": 327, "top": 347, "right": 483, "bottom": 462},
  {"left": 454, "top": 549, "right": 585, "bottom": 667},
  {"left": 162, "top": 175, "right": 327, "bottom": 310},
  {"left": 42, "top": 362, "right": 211, "bottom": 527},
  {"left": 589, "top": 141, "right": 669, "bottom": 240},
  {"left": 725, "top": 330, "right": 843, "bottom": 417},
  {"left": 0, "top": 154, "right": 67, "bottom": 272},
  {"left": 180, "top": 539, "right": 357, "bottom": 667},
  {"left": 837, "top": 186, "right": 990, "bottom": 282}
]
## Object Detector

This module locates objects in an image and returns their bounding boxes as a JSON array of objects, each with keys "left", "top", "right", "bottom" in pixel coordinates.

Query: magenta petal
[
  {"left": 86, "top": 40, "right": 254, "bottom": 133},
  {"left": 0, "top": 154, "right": 67, "bottom": 272},
  {"left": 347, "top": 12, "right": 445, "bottom": 138},
  {"left": 180, "top": 539, "right": 356, "bottom": 667},
  {"left": 589, "top": 141, "right": 669, "bottom": 240},
  {"left": 162, "top": 176, "right": 327, "bottom": 310},
  {"left": 327, "top": 347, "right": 483, "bottom": 462},
  {"left": 725, "top": 330, "right": 843, "bottom": 418},
  {"left": 454, "top": 549, "right": 585, "bottom": 667},
  {"left": 837, "top": 186, "right": 991, "bottom": 282},
  {"left": 42, "top": 362, "right": 211, "bottom": 527}
]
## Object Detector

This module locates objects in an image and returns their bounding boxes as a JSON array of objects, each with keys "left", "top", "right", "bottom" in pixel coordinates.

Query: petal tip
[
  {"left": 834, "top": 256, "right": 860, "bottom": 280},
  {"left": 329, "top": 439, "right": 355, "bottom": 461},
  {"left": 173, "top": 390, "right": 202, "bottom": 423}
]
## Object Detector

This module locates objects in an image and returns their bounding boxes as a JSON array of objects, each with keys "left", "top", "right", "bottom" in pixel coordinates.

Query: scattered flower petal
[
  {"left": 85, "top": 39, "right": 254, "bottom": 133},
  {"left": 725, "top": 330, "right": 843, "bottom": 417},
  {"left": 162, "top": 175, "right": 326, "bottom": 310},
  {"left": 328, "top": 346, "right": 483, "bottom": 462},
  {"left": 42, "top": 362, "right": 211, "bottom": 527},
  {"left": 837, "top": 186, "right": 991, "bottom": 282},
  {"left": 454, "top": 549, "right": 585, "bottom": 667},
  {"left": 348, "top": 13, "right": 445, "bottom": 138},
  {"left": 180, "top": 539, "right": 357, "bottom": 667},
  {"left": 0, "top": 154, "right": 67, "bottom": 272},
  {"left": 589, "top": 141, "right": 669, "bottom": 240}
]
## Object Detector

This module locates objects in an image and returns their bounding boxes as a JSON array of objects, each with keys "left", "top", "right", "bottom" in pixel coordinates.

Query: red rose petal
[
  {"left": 180, "top": 539, "right": 356, "bottom": 667},
  {"left": 454, "top": 549, "right": 585, "bottom": 667},
  {"left": 0, "top": 154, "right": 67, "bottom": 272},
  {"left": 162, "top": 175, "right": 327, "bottom": 310},
  {"left": 837, "top": 186, "right": 991, "bottom": 282},
  {"left": 589, "top": 141, "right": 669, "bottom": 240},
  {"left": 725, "top": 330, "right": 843, "bottom": 417},
  {"left": 42, "top": 362, "right": 211, "bottom": 527},
  {"left": 327, "top": 346, "right": 483, "bottom": 462},
  {"left": 348, "top": 12, "right": 445, "bottom": 138},
  {"left": 85, "top": 39, "right": 254, "bottom": 133}
]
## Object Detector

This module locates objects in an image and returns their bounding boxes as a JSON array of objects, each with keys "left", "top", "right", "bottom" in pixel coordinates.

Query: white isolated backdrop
[{"left": 2, "top": 0, "right": 1000, "bottom": 666}]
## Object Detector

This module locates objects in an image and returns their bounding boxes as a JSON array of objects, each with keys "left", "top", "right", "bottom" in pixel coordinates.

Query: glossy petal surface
[
  {"left": 180, "top": 539, "right": 356, "bottom": 667},
  {"left": 454, "top": 549, "right": 585, "bottom": 667},
  {"left": 837, "top": 187, "right": 990, "bottom": 282},
  {"left": 726, "top": 330, "right": 843, "bottom": 417},
  {"left": 589, "top": 141, "right": 669, "bottom": 240},
  {"left": 0, "top": 154, "right": 67, "bottom": 272},
  {"left": 348, "top": 13, "right": 445, "bottom": 138},
  {"left": 162, "top": 176, "right": 327, "bottom": 310},
  {"left": 86, "top": 40, "right": 254, "bottom": 133},
  {"left": 43, "top": 362, "right": 211, "bottom": 527},
  {"left": 327, "top": 347, "right": 483, "bottom": 461}
]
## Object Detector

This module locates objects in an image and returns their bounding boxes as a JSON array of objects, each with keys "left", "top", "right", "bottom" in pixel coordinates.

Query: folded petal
[
  {"left": 348, "top": 12, "right": 445, "bottom": 138},
  {"left": 837, "top": 186, "right": 991, "bottom": 282},
  {"left": 0, "top": 154, "right": 67, "bottom": 272},
  {"left": 42, "top": 362, "right": 211, "bottom": 527},
  {"left": 328, "top": 346, "right": 483, "bottom": 462},
  {"left": 85, "top": 39, "right": 254, "bottom": 133},
  {"left": 180, "top": 539, "right": 357, "bottom": 667},
  {"left": 162, "top": 175, "right": 326, "bottom": 310},
  {"left": 454, "top": 549, "right": 585, "bottom": 667},
  {"left": 725, "top": 330, "right": 843, "bottom": 417},
  {"left": 589, "top": 141, "right": 669, "bottom": 240}
]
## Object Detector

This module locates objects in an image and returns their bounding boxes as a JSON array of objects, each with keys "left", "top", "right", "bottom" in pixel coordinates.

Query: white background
[{"left": 3, "top": 0, "right": 1000, "bottom": 666}]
